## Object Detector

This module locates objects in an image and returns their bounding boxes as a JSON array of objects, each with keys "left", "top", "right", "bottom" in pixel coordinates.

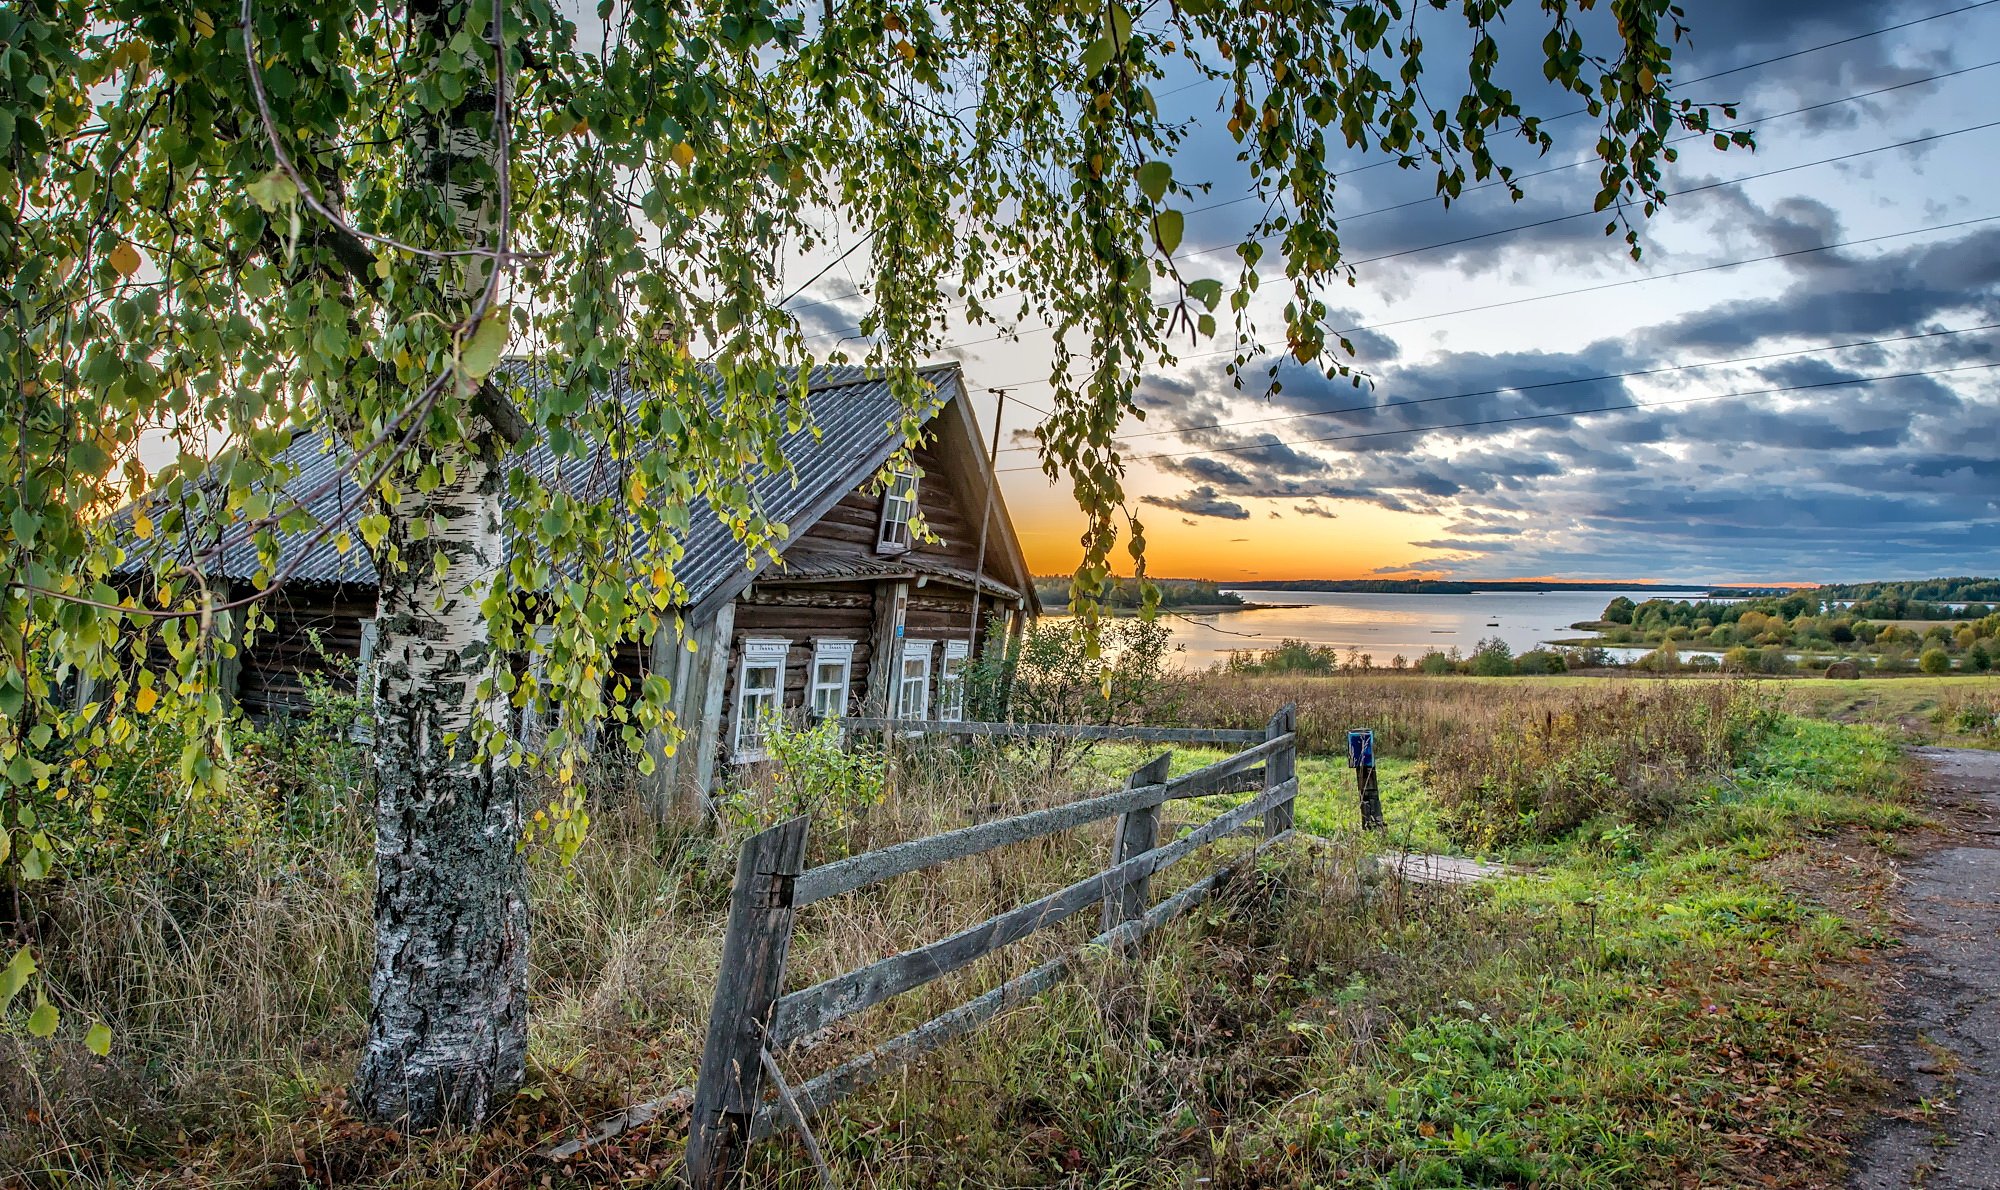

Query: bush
[
  {"left": 1223, "top": 638, "right": 1339, "bottom": 676},
  {"left": 1920, "top": 647, "right": 1952, "bottom": 675},
  {"left": 1418, "top": 649, "right": 1458, "bottom": 675},
  {"left": 1469, "top": 637, "right": 1514, "bottom": 677},
  {"left": 1513, "top": 649, "right": 1568, "bottom": 675}
]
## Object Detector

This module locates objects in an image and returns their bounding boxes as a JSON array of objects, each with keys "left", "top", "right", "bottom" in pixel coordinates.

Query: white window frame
[
  {"left": 876, "top": 469, "right": 919, "bottom": 555},
  {"left": 352, "top": 617, "right": 379, "bottom": 744},
  {"left": 808, "top": 638, "right": 856, "bottom": 720},
  {"left": 732, "top": 638, "right": 791, "bottom": 759},
  {"left": 896, "top": 638, "right": 935, "bottom": 721},
  {"left": 938, "top": 639, "right": 971, "bottom": 722}
]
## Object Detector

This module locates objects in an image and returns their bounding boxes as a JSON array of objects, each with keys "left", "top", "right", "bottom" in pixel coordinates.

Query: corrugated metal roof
[{"left": 112, "top": 363, "right": 963, "bottom": 608}]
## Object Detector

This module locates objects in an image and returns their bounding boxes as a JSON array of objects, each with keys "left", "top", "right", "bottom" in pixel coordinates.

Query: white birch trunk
[
  {"left": 350, "top": 0, "right": 526, "bottom": 1128},
  {"left": 350, "top": 438, "right": 527, "bottom": 1126}
]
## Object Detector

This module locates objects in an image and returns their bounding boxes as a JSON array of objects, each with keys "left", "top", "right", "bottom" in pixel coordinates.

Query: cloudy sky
[{"left": 787, "top": 0, "right": 2000, "bottom": 584}]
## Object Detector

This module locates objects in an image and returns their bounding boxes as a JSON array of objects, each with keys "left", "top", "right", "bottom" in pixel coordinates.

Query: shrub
[
  {"left": 1417, "top": 649, "right": 1458, "bottom": 675},
  {"left": 1513, "top": 649, "right": 1568, "bottom": 675},
  {"left": 1469, "top": 637, "right": 1514, "bottom": 677},
  {"left": 1971, "top": 644, "right": 1993, "bottom": 672},
  {"left": 1920, "top": 647, "right": 1952, "bottom": 675}
]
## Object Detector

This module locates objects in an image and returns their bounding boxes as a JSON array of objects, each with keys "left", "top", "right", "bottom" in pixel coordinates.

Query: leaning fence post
[
  {"left": 1347, "top": 728, "right": 1384, "bottom": 830},
  {"left": 1103, "top": 751, "right": 1173, "bottom": 939},
  {"left": 686, "top": 815, "right": 811, "bottom": 1190},
  {"left": 1264, "top": 703, "right": 1297, "bottom": 838}
]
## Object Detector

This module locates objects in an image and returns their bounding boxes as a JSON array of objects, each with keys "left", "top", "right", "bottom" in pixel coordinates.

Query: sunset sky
[{"left": 784, "top": 0, "right": 2000, "bottom": 584}]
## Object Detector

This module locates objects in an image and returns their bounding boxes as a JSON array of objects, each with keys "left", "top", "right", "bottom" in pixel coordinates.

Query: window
[
  {"left": 809, "top": 639, "right": 855, "bottom": 719},
  {"left": 896, "top": 639, "right": 934, "bottom": 720},
  {"left": 938, "top": 639, "right": 970, "bottom": 721},
  {"left": 733, "top": 638, "right": 791, "bottom": 758},
  {"left": 877, "top": 469, "right": 919, "bottom": 555}
]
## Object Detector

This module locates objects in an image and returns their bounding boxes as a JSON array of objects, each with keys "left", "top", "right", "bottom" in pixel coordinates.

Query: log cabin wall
[{"left": 235, "top": 583, "right": 378, "bottom": 718}]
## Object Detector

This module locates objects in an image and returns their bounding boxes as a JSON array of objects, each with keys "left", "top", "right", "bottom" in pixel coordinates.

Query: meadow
[{"left": 3, "top": 672, "right": 1990, "bottom": 1186}]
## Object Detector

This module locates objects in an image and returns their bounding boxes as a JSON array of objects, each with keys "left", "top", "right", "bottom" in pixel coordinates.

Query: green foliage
[
  {"left": 1920, "top": 647, "right": 1952, "bottom": 675},
  {"left": 966, "top": 616, "right": 1181, "bottom": 729},
  {"left": 1418, "top": 649, "right": 1458, "bottom": 675},
  {"left": 1468, "top": 636, "right": 1514, "bottom": 677},
  {"left": 1511, "top": 649, "right": 1567, "bottom": 675},
  {"left": 740, "top": 714, "right": 885, "bottom": 859},
  {"left": 1602, "top": 595, "right": 1637, "bottom": 624},
  {"left": 1223, "top": 638, "right": 1341, "bottom": 676}
]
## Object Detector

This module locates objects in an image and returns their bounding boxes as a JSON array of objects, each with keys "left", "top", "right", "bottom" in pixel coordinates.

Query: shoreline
[{"left": 1043, "top": 601, "right": 1304, "bottom": 617}]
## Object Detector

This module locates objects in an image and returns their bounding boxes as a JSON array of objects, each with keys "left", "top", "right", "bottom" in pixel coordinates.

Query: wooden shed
[{"left": 113, "top": 362, "right": 1037, "bottom": 802}]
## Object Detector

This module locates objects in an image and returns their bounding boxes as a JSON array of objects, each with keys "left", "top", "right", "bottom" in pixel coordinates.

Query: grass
[
  {"left": 751, "top": 710, "right": 1912, "bottom": 1188},
  {"left": 0, "top": 675, "right": 1954, "bottom": 1187}
]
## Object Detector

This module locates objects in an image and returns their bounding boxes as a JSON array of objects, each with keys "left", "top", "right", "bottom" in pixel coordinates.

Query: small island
[{"left": 1034, "top": 575, "right": 1298, "bottom": 616}]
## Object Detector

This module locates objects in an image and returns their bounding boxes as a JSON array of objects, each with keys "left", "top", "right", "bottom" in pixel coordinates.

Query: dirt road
[{"left": 1850, "top": 747, "right": 2000, "bottom": 1188}]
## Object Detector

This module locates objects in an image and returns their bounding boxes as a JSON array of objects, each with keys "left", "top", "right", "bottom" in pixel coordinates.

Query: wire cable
[{"left": 994, "top": 361, "right": 2000, "bottom": 473}]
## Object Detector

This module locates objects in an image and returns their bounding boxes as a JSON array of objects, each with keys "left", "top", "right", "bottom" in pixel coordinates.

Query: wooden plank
[
  {"left": 751, "top": 828, "right": 1296, "bottom": 1140},
  {"left": 794, "top": 734, "right": 1291, "bottom": 906},
  {"left": 770, "top": 777, "right": 1297, "bottom": 1043},
  {"left": 793, "top": 778, "right": 1172, "bottom": 906},
  {"left": 684, "top": 816, "right": 810, "bottom": 1190},
  {"left": 1103, "top": 752, "right": 1172, "bottom": 937},
  {"left": 1264, "top": 704, "right": 1297, "bottom": 839},
  {"left": 838, "top": 717, "right": 1264, "bottom": 746}
]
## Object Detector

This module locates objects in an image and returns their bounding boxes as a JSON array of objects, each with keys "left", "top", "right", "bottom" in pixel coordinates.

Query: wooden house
[{"left": 114, "top": 363, "right": 1036, "bottom": 802}]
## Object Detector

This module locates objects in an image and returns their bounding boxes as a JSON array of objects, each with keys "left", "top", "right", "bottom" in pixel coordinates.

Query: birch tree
[{"left": 1, "top": 0, "right": 1748, "bottom": 1127}]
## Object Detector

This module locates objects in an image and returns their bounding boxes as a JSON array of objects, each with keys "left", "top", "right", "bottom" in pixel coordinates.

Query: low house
[{"left": 115, "top": 362, "right": 1036, "bottom": 801}]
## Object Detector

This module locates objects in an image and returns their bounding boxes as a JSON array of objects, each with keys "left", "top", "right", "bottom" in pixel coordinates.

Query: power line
[
  {"left": 993, "top": 361, "right": 2000, "bottom": 473},
  {"left": 789, "top": 0, "right": 2000, "bottom": 319},
  {"left": 972, "top": 212, "right": 2000, "bottom": 390},
  {"left": 806, "top": 116, "right": 2000, "bottom": 348},
  {"left": 994, "top": 323, "right": 2000, "bottom": 450},
  {"left": 1171, "top": 57, "right": 2000, "bottom": 264},
  {"left": 916, "top": 124, "right": 2000, "bottom": 358}
]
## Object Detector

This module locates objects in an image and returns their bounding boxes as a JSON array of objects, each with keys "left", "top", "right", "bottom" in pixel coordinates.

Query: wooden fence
[{"left": 683, "top": 704, "right": 1300, "bottom": 1188}]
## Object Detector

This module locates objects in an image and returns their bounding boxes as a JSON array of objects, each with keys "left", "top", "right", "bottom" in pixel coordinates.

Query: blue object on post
[{"left": 1346, "top": 729, "right": 1374, "bottom": 770}]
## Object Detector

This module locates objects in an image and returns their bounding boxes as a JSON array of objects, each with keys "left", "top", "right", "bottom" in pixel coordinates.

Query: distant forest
[
  {"left": 1226, "top": 578, "right": 1715, "bottom": 595},
  {"left": 1800, "top": 577, "right": 2000, "bottom": 606},
  {"left": 1035, "top": 576, "right": 1246, "bottom": 610}
]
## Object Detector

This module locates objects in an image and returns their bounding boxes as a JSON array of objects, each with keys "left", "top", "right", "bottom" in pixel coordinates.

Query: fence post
[
  {"left": 1348, "top": 728, "right": 1385, "bottom": 831},
  {"left": 1264, "top": 703, "right": 1297, "bottom": 838},
  {"left": 1103, "top": 751, "right": 1173, "bottom": 938},
  {"left": 686, "top": 815, "right": 811, "bottom": 1190}
]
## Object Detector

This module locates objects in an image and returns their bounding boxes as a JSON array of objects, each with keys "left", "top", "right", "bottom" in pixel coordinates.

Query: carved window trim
[
  {"left": 808, "top": 638, "right": 856, "bottom": 719},
  {"left": 733, "top": 638, "right": 791, "bottom": 759}
]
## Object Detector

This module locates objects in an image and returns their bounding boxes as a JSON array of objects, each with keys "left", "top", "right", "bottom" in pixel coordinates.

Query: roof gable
[{"left": 112, "top": 363, "right": 1023, "bottom": 611}]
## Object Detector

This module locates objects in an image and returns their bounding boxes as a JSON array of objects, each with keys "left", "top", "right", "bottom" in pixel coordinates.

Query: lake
[{"left": 1107, "top": 588, "right": 1708, "bottom": 669}]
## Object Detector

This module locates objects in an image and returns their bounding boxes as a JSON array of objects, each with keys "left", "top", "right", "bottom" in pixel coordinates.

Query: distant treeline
[
  {"left": 1805, "top": 576, "right": 2000, "bottom": 608},
  {"left": 1589, "top": 592, "right": 1999, "bottom": 673},
  {"left": 1220, "top": 637, "right": 1614, "bottom": 677},
  {"left": 1035, "top": 575, "right": 1246, "bottom": 610},
  {"left": 1228, "top": 578, "right": 1714, "bottom": 595}
]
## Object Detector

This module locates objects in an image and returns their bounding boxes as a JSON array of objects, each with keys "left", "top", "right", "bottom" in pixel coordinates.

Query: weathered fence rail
[
  {"left": 684, "top": 704, "right": 1300, "bottom": 1188},
  {"left": 839, "top": 716, "right": 1266, "bottom": 746}
]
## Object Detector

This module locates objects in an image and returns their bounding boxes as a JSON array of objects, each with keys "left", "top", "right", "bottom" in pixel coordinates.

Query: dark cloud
[
  {"left": 1294, "top": 501, "right": 1338, "bottom": 518},
  {"left": 1141, "top": 485, "right": 1252, "bottom": 520}
]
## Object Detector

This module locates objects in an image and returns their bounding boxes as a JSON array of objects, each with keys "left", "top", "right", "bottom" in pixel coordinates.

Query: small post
[
  {"left": 1103, "top": 751, "right": 1172, "bottom": 937},
  {"left": 1264, "top": 703, "right": 1297, "bottom": 838},
  {"left": 1348, "top": 729, "right": 1384, "bottom": 831},
  {"left": 686, "top": 815, "right": 811, "bottom": 1190}
]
